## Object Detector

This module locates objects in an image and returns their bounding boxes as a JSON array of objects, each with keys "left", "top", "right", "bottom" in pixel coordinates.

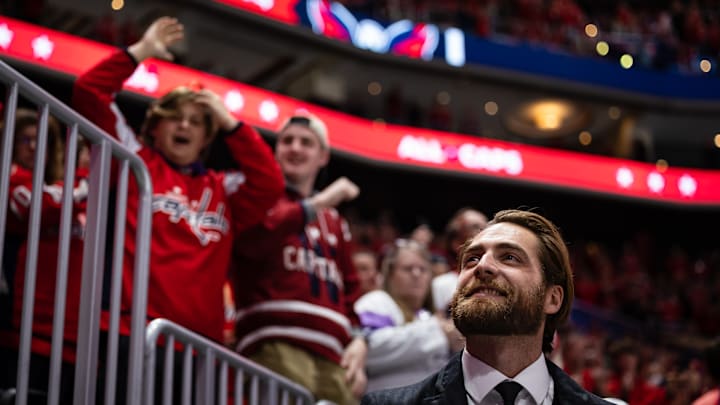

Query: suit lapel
[{"left": 422, "top": 352, "right": 467, "bottom": 404}]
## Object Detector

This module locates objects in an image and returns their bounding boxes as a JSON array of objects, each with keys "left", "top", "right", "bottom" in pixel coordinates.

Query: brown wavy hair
[
  {"left": 3, "top": 107, "right": 64, "bottom": 183},
  {"left": 139, "top": 86, "right": 217, "bottom": 152}
]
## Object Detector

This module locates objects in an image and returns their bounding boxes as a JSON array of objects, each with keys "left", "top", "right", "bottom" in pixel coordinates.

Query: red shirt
[
  {"left": 2, "top": 164, "right": 89, "bottom": 361},
  {"left": 231, "top": 189, "right": 361, "bottom": 364},
  {"left": 72, "top": 50, "right": 284, "bottom": 342}
]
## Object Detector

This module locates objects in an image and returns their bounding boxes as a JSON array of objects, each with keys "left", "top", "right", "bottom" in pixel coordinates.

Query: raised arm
[
  {"left": 72, "top": 17, "right": 184, "bottom": 144},
  {"left": 233, "top": 177, "right": 359, "bottom": 259},
  {"left": 219, "top": 122, "right": 285, "bottom": 234}
]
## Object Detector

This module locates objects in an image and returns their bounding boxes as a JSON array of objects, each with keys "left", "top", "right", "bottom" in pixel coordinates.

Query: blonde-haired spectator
[{"left": 355, "top": 238, "right": 464, "bottom": 393}]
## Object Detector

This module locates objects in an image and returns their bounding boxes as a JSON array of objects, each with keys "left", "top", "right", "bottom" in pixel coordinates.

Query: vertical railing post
[{"left": 73, "top": 140, "right": 112, "bottom": 404}]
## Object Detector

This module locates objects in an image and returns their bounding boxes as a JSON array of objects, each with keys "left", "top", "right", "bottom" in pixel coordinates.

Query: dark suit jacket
[{"left": 361, "top": 352, "right": 613, "bottom": 404}]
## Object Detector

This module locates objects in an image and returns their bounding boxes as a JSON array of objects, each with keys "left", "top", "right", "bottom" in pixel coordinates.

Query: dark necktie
[{"left": 495, "top": 381, "right": 523, "bottom": 405}]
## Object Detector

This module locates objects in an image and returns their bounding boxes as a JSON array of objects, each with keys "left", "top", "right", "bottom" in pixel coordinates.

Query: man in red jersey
[{"left": 231, "top": 111, "right": 367, "bottom": 404}]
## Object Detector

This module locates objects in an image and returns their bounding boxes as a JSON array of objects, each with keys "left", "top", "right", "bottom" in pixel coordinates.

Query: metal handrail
[
  {"left": 144, "top": 318, "right": 316, "bottom": 405},
  {"left": 0, "top": 57, "right": 153, "bottom": 405}
]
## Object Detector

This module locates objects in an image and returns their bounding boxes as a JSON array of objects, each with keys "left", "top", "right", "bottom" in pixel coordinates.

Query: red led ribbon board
[{"left": 1, "top": 16, "right": 719, "bottom": 206}]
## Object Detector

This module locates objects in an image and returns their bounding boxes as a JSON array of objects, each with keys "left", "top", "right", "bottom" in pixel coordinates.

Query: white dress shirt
[{"left": 462, "top": 349, "right": 555, "bottom": 405}]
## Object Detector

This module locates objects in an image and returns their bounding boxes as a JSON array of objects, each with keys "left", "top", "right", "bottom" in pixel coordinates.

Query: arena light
[
  {"left": 528, "top": 101, "right": 569, "bottom": 130},
  {"left": 596, "top": 41, "right": 609, "bottom": 56},
  {"left": 444, "top": 27, "right": 465, "bottom": 67},
  {"left": 504, "top": 99, "right": 591, "bottom": 139},
  {"left": 584, "top": 24, "right": 598, "bottom": 38},
  {"left": 620, "top": 54, "right": 634, "bottom": 69},
  {"left": 578, "top": 131, "right": 592, "bottom": 146},
  {"left": 700, "top": 59, "right": 712, "bottom": 73}
]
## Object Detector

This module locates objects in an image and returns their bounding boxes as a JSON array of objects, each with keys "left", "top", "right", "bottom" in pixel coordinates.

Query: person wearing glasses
[
  {"left": 362, "top": 209, "right": 612, "bottom": 405},
  {"left": 230, "top": 111, "right": 367, "bottom": 404},
  {"left": 1, "top": 108, "right": 65, "bottom": 328},
  {"left": 0, "top": 107, "right": 90, "bottom": 403},
  {"left": 354, "top": 238, "right": 465, "bottom": 394}
]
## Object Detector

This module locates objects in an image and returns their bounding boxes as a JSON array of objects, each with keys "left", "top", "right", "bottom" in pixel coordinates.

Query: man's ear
[
  {"left": 544, "top": 285, "right": 563, "bottom": 315},
  {"left": 318, "top": 147, "right": 330, "bottom": 167}
]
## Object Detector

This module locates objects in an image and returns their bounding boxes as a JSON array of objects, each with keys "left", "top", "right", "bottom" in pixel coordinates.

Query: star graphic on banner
[
  {"left": 245, "top": 0, "right": 274, "bottom": 11},
  {"left": 615, "top": 167, "right": 634, "bottom": 189},
  {"left": 677, "top": 174, "right": 697, "bottom": 197},
  {"left": 125, "top": 63, "right": 159, "bottom": 93},
  {"left": 224, "top": 90, "right": 245, "bottom": 113},
  {"left": 31, "top": 34, "right": 54, "bottom": 60},
  {"left": 259, "top": 99, "right": 279, "bottom": 123},
  {"left": 647, "top": 172, "right": 665, "bottom": 194},
  {"left": 0, "top": 24, "right": 14, "bottom": 50}
]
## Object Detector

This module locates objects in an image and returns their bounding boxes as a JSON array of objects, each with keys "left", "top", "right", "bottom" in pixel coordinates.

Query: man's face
[
  {"left": 275, "top": 124, "right": 328, "bottom": 185},
  {"left": 353, "top": 251, "right": 380, "bottom": 294},
  {"left": 450, "top": 210, "right": 488, "bottom": 255},
  {"left": 450, "top": 222, "right": 558, "bottom": 336}
]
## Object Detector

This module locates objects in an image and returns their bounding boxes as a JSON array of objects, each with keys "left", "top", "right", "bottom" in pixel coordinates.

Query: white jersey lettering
[
  {"left": 152, "top": 187, "right": 229, "bottom": 246},
  {"left": 282, "top": 245, "right": 344, "bottom": 289}
]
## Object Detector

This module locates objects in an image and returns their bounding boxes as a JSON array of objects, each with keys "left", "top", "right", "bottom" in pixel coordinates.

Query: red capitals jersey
[
  {"left": 231, "top": 188, "right": 361, "bottom": 364},
  {"left": 72, "top": 50, "right": 284, "bottom": 342},
  {"left": 2, "top": 163, "right": 89, "bottom": 361}
]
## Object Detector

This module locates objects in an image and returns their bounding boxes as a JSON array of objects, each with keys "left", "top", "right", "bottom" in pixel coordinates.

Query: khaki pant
[{"left": 249, "top": 340, "right": 357, "bottom": 405}]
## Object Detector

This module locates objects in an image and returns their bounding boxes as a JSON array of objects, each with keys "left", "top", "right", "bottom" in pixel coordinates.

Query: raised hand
[
  {"left": 309, "top": 177, "right": 360, "bottom": 210},
  {"left": 128, "top": 16, "right": 184, "bottom": 62}
]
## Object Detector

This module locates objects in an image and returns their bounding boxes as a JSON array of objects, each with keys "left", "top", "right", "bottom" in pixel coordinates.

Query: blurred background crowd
[
  {"left": 8, "top": 0, "right": 720, "bottom": 75},
  {"left": 5, "top": 0, "right": 720, "bottom": 135},
  {"left": 1, "top": 0, "right": 719, "bottom": 403},
  {"left": 344, "top": 208, "right": 720, "bottom": 404}
]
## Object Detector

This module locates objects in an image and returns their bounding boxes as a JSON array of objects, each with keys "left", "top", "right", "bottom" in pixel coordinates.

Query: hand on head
[
  {"left": 193, "top": 89, "right": 238, "bottom": 131},
  {"left": 128, "top": 16, "right": 184, "bottom": 62}
]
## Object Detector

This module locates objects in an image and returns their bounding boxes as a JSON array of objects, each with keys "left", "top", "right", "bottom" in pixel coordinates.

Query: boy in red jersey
[
  {"left": 231, "top": 112, "right": 367, "bottom": 403},
  {"left": 72, "top": 16, "right": 284, "bottom": 401}
]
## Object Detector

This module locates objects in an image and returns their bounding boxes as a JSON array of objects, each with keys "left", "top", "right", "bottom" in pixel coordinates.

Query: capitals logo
[
  {"left": 304, "top": 0, "right": 439, "bottom": 60},
  {"left": 152, "top": 187, "right": 229, "bottom": 246}
]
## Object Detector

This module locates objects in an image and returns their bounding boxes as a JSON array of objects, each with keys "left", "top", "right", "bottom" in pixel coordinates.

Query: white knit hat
[{"left": 279, "top": 111, "right": 329, "bottom": 149}]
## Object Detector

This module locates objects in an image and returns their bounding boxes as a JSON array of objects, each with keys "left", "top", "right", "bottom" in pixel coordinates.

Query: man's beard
[{"left": 449, "top": 278, "right": 546, "bottom": 336}]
